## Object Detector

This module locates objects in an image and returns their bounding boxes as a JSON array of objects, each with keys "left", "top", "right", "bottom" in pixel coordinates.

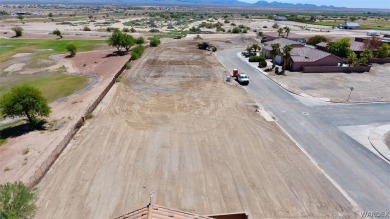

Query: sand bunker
[
  {"left": 12, "top": 53, "right": 32, "bottom": 58},
  {"left": 4, "top": 63, "right": 26, "bottom": 72}
]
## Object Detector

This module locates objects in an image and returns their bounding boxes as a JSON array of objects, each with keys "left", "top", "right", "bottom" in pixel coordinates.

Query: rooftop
[
  {"left": 290, "top": 47, "right": 342, "bottom": 63},
  {"left": 115, "top": 205, "right": 214, "bottom": 219},
  {"left": 316, "top": 40, "right": 367, "bottom": 52},
  {"left": 263, "top": 38, "right": 303, "bottom": 50}
]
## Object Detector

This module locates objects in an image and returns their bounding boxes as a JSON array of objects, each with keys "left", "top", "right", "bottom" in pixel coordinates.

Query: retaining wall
[
  {"left": 368, "top": 58, "right": 390, "bottom": 64},
  {"left": 26, "top": 59, "right": 130, "bottom": 188},
  {"left": 302, "top": 65, "right": 371, "bottom": 73}
]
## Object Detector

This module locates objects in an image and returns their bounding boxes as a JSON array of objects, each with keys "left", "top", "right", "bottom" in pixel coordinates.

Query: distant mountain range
[{"left": 2, "top": 0, "right": 340, "bottom": 9}]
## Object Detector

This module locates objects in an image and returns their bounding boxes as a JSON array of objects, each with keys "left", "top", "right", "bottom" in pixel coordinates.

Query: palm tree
[
  {"left": 285, "top": 27, "right": 291, "bottom": 38},
  {"left": 282, "top": 45, "right": 293, "bottom": 73},
  {"left": 251, "top": 43, "right": 261, "bottom": 52},
  {"left": 270, "top": 43, "right": 281, "bottom": 68},
  {"left": 277, "top": 27, "right": 283, "bottom": 37},
  {"left": 347, "top": 52, "right": 357, "bottom": 67}
]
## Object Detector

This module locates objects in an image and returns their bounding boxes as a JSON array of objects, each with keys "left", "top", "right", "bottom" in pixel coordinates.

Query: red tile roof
[{"left": 115, "top": 205, "right": 214, "bottom": 219}]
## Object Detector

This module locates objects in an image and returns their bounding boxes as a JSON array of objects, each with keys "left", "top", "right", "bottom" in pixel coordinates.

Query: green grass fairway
[
  {"left": 0, "top": 39, "right": 105, "bottom": 62},
  {"left": 0, "top": 70, "right": 89, "bottom": 103}
]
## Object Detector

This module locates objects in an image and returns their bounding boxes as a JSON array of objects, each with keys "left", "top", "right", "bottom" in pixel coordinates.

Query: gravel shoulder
[{"left": 34, "top": 40, "right": 356, "bottom": 218}]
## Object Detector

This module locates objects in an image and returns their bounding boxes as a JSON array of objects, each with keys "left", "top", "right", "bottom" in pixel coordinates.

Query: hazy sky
[{"left": 239, "top": 0, "right": 390, "bottom": 9}]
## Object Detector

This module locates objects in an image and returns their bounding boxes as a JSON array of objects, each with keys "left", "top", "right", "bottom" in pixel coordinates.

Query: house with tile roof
[
  {"left": 316, "top": 40, "right": 368, "bottom": 56},
  {"left": 288, "top": 47, "right": 344, "bottom": 71},
  {"left": 114, "top": 204, "right": 248, "bottom": 219},
  {"left": 262, "top": 38, "right": 305, "bottom": 61}
]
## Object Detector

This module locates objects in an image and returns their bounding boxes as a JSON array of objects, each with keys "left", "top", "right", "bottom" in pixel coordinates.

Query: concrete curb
[
  {"left": 235, "top": 52, "right": 390, "bottom": 105},
  {"left": 369, "top": 124, "right": 390, "bottom": 162}
]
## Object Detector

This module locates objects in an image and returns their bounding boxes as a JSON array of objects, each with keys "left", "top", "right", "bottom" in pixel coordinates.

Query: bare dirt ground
[
  {"left": 0, "top": 48, "right": 130, "bottom": 185},
  {"left": 268, "top": 64, "right": 390, "bottom": 102},
  {"left": 35, "top": 40, "right": 356, "bottom": 219}
]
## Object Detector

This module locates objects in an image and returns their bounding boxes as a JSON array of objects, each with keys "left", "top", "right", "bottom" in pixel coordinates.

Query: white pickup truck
[{"left": 237, "top": 73, "right": 249, "bottom": 85}]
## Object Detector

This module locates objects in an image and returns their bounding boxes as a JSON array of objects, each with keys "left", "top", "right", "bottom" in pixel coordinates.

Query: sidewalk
[{"left": 369, "top": 124, "right": 390, "bottom": 162}]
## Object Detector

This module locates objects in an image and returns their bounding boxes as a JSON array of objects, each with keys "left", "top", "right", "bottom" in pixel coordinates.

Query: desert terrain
[{"left": 34, "top": 40, "right": 357, "bottom": 218}]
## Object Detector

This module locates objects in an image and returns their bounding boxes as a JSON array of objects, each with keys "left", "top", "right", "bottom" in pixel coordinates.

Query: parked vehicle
[{"left": 237, "top": 73, "right": 249, "bottom": 85}]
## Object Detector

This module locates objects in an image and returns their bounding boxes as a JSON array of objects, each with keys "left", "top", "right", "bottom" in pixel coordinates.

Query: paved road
[{"left": 217, "top": 48, "right": 390, "bottom": 215}]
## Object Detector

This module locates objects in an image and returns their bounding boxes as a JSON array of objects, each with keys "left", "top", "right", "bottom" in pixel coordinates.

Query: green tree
[
  {"left": 376, "top": 43, "right": 390, "bottom": 58},
  {"left": 0, "top": 85, "right": 51, "bottom": 125},
  {"left": 149, "top": 36, "right": 161, "bottom": 47},
  {"left": 107, "top": 29, "right": 123, "bottom": 51},
  {"left": 48, "top": 12, "right": 53, "bottom": 18},
  {"left": 250, "top": 43, "right": 260, "bottom": 52},
  {"left": 326, "top": 38, "right": 351, "bottom": 58},
  {"left": 361, "top": 49, "right": 373, "bottom": 60},
  {"left": 307, "top": 35, "right": 328, "bottom": 46},
  {"left": 285, "top": 27, "right": 291, "bottom": 38},
  {"left": 52, "top": 29, "right": 62, "bottom": 39},
  {"left": 0, "top": 182, "right": 37, "bottom": 219},
  {"left": 17, "top": 15, "right": 24, "bottom": 22},
  {"left": 11, "top": 26, "right": 23, "bottom": 37},
  {"left": 347, "top": 52, "right": 357, "bottom": 67},
  {"left": 349, "top": 16, "right": 357, "bottom": 21},
  {"left": 270, "top": 43, "right": 281, "bottom": 68},
  {"left": 122, "top": 34, "right": 135, "bottom": 51},
  {"left": 277, "top": 27, "right": 283, "bottom": 37},
  {"left": 282, "top": 45, "right": 293, "bottom": 72},
  {"left": 66, "top": 44, "right": 77, "bottom": 57}
]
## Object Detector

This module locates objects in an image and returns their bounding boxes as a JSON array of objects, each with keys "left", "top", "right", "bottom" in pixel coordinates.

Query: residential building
[
  {"left": 289, "top": 47, "right": 344, "bottom": 71},
  {"left": 274, "top": 16, "right": 287, "bottom": 21},
  {"left": 115, "top": 204, "right": 248, "bottom": 219},
  {"left": 262, "top": 38, "right": 304, "bottom": 61}
]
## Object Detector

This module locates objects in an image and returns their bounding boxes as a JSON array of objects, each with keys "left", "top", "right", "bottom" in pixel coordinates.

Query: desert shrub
[
  {"left": 307, "top": 35, "right": 328, "bottom": 46},
  {"left": 0, "top": 182, "right": 37, "bottom": 219},
  {"left": 259, "top": 60, "right": 267, "bottom": 68},
  {"left": 122, "top": 27, "right": 129, "bottom": 32},
  {"left": 125, "top": 61, "right": 131, "bottom": 69},
  {"left": 131, "top": 45, "right": 145, "bottom": 60},
  {"left": 232, "top": 27, "right": 241, "bottom": 34},
  {"left": 149, "top": 36, "right": 161, "bottom": 47},
  {"left": 83, "top": 26, "right": 91, "bottom": 31},
  {"left": 249, "top": 55, "right": 261, "bottom": 62},
  {"left": 272, "top": 23, "right": 279, "bottom": 28},
  {"left": 149, "top": 28, "right": 160, "bottom": 32},
  {"left": 11, "top": 26, "right": 23, "bottom": 37},
  {"left": 263, "top": 25, "right": 267, "bottom": 28},
  {"left": 135, "top": 37, "right": 145, "bottom": 45}
]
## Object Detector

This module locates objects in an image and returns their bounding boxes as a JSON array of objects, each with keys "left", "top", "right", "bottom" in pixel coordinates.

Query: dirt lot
[
  {"left": 268, "top": 64, "right": 390, "bottom": 102},
  {"left": 35, "top": 40, "right": 356, "bottom": 219}
]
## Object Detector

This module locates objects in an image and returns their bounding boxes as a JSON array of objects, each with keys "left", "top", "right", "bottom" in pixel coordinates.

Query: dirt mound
[{"left": 231, "top": 35, "right": 259, "bottom": 45}]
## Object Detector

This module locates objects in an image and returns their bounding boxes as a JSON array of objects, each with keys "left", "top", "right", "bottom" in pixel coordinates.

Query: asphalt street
[{"left": 217, "top": 48, "right": 390, "bottom": 215}]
